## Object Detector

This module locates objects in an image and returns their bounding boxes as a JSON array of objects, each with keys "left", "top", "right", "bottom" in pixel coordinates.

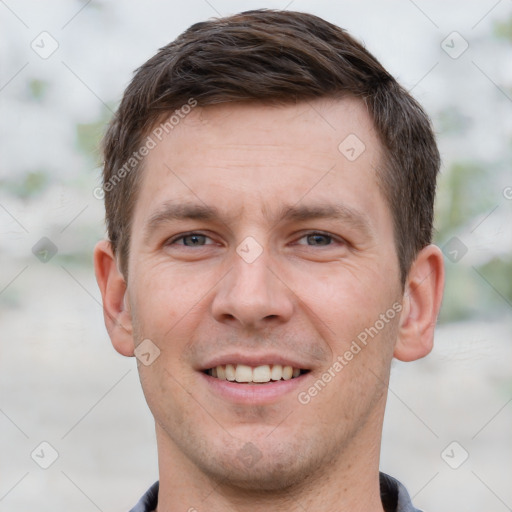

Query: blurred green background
[{"left": 1, "top": 2, "right": 511, "bottom": 511}]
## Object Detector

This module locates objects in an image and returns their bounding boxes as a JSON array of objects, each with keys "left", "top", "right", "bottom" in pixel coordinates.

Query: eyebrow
[
  {"left": 143, "top": 200, "right": 374, "bottom": 243},
  {"left": 275, "top": 203, "right": 374, "bottom": 238},
  {"left": 144, "top": 201, "right": 223, "bottom": 243}
]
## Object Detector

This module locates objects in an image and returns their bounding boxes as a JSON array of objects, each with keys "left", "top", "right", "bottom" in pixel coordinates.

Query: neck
[{"left": 155, "top": 423, "right": 385, "bottom": 512}]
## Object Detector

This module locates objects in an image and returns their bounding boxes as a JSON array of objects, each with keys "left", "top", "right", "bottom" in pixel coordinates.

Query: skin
[{"left": 95, "top": 97, "right": 444, "bottom": 512}]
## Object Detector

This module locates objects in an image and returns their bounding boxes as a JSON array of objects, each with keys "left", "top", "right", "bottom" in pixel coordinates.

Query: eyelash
[{"left": 167, "top": 231, "right": 343, "bottom": 247}]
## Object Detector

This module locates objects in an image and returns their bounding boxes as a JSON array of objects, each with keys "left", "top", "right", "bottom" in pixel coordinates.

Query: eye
[
  {"left": 295, "top": 232, "right": 337, "bottom": 246},
  {"left": 168, "top": 233, "right": 214, "bottom": 247}
]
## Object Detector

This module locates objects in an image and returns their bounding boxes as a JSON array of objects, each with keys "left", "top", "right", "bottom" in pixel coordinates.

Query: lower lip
[{"left": 199, "top": 372, "right": 309, "bottom": 404}]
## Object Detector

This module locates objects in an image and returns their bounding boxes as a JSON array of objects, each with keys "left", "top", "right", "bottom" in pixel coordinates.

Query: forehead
[
  {"left": 160, "top": 97, "right": 379, "bottom": 167},
  {"left": 132, "top": 97, "right": 390, "bottom": 234}
]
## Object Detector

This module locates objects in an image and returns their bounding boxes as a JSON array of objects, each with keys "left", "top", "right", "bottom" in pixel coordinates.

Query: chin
[
  {"left": 206, "top": 457, "right": 308, "bottom": 492},
  {"left": 195, "top": 438, "right": 328, "bottom": 493}
]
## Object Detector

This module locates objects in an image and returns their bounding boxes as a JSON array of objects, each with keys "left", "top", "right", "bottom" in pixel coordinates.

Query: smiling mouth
[{"left": 204, "top": 364, "right": 309, "bottom": 384}]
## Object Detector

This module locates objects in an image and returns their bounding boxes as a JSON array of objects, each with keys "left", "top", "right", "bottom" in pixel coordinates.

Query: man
[{"left": 94, "top": 9, "right": 444, "bottom": 512}]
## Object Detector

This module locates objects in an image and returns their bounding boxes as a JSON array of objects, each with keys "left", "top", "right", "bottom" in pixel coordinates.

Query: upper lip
[{"left": 199, "top": 352, "right": 311, "bottom": 371}]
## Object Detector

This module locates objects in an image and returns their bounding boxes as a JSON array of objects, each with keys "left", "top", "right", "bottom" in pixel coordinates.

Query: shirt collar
[{"left": 129, "top": 473, "right": 421, "bottom": 512}]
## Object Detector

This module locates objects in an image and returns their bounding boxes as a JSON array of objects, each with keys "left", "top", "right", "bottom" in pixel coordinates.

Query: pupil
[
  {"left": 308, "top": 234, "right": 330, "bottom": 246},
  {"left": 185, "top": 235, "right": 204, "bottom": 245}
]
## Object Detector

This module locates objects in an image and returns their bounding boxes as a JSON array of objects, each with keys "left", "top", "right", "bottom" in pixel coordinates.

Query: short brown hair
[{"left": 101, "top": 9, "right": 440, "bottom": 285}]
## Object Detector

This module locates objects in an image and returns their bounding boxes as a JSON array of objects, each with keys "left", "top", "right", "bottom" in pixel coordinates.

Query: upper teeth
[{"left": 209, "top": 364, "right": 301, "bottom": 383}]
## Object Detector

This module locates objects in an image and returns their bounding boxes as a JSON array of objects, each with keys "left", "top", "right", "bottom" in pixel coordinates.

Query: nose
[{"left": 211, "top": 249, "right": 294, "bottom": 329}]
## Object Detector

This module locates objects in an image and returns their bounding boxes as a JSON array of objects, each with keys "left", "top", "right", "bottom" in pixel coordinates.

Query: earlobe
[
  {"left": 394, "top": 244, "right": 445, "bottom": 362},
  {"left": 93, "top": 240, "right": 135, "bottom": 357}
]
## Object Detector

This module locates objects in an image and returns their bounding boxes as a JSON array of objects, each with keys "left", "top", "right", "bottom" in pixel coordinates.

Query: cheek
[
  {"left": 286, "top": 264, "right": 395, "bottom": 342},
  {"left": 130, "top": 263, "right": 213, "bottom": 336}
]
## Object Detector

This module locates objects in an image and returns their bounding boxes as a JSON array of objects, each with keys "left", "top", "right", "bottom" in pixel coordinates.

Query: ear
[
  {"left": 93, "top": 240, "right": 135, "bottom": 357},
  {"left": 394, "top": 244, "right": 445, "bottom": 362}
]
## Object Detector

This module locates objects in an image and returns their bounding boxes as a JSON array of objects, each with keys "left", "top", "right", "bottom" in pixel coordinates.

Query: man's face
[{"left": 126, "top": 98, "right": 403, "bottom": 489}]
